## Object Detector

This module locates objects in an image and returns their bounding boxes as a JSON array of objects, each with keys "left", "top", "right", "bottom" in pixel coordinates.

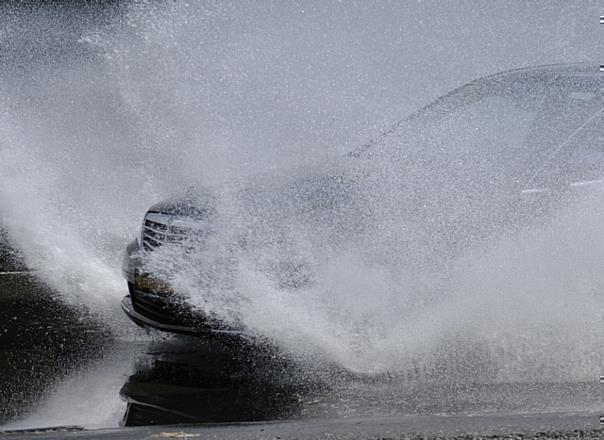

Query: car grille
[{"left": 142, "top": 212, "right": 202, "bottom": 251}]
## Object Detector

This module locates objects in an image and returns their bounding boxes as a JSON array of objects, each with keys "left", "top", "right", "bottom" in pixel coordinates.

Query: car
[{"left": 121, "top": 63, "right": 604, "bottom": 340}]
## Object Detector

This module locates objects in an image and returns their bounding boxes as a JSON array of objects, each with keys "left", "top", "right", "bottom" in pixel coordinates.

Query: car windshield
[{"left": 369, "top": 72, "right": 604, "bottom": 190}]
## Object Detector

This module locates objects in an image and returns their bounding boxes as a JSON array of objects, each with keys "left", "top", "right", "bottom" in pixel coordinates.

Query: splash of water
[{"left": 0, "top": 1, "right": 603, "bottom": 382}]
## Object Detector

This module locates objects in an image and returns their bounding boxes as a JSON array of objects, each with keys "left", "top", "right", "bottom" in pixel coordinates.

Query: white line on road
[{"left": 0, "top": 271, "right": 35, "bottom": 275}]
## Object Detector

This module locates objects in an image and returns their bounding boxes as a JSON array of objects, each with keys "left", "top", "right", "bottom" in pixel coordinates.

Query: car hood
[
  {"left": 147, "top": 187, "right": 219, "bottom": 220},
  {"left": 146, "top": 164, "right": 359, "bottom": 222}
]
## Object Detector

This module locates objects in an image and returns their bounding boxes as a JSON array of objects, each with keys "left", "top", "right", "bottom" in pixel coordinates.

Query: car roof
[
  {"left": 350, "top": 63, "right": 602, "bottom": 158},
  {"left": 477, "top": 62, "right": 600, "bottom": 82}
]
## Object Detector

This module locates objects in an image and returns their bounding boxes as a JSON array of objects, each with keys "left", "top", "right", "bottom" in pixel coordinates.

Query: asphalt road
[
  {"left": 0, "top": 272, "right": 603, "bottom": 439},
  {"left": 0, "top": 413, "right": 603, "bottom": 440}
]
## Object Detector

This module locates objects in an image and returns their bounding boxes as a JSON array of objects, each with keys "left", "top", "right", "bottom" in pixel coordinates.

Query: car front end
[{"left": 121, "top": 207, "right": 250, "bottom": 342}]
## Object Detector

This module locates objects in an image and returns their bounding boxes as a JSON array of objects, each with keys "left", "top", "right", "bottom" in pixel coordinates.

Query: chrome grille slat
[
  {"left": 143, "top": 225, "right": 168, "bottom": 235},
  {"left": 143, "top": 233, "right": 164, "bottom": 244},
  {"left": 143, "top": 242, "right": 157, "bottom": 251},
  {"left": 144, "top": 229, "right": 190, "bottom": 239},
  {"left": 144, "top": 219, "right": 168, "bottom": 231}
]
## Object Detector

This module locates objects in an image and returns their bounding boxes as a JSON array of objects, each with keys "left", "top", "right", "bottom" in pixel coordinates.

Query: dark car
[{"left": 121, "top": 63, "right": 604, "bottom": 340}]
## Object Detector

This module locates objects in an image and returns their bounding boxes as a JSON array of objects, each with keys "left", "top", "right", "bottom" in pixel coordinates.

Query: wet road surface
[{"left": 1, "top": 273, "right": 603, "bottom": 439}]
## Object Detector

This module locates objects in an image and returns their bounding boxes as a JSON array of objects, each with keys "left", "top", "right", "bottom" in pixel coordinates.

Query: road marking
[
  {"left": 0, "top": 271, "right": 34, "bottom": 275},
  {"left": 150, "top": 433, "right": 201, "bottom": 439}
]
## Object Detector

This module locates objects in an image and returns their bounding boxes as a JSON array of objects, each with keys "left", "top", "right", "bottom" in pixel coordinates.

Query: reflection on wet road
[
  {"left": 1, "top": 273, "right": 603, "bottom": 437},
  {"left": 119, "top": 341, "right": 604, "bottom": 427},
  {"left": 120, "top": 338, "right": 308, "bottom": 426}
]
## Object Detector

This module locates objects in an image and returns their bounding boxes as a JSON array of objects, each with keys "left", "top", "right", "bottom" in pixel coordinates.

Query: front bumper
[
  {"left": 120, "top": 238, "right": 251, "bottom": 342},
  {"left": 120, "top": 295, "right": 247, "bottom": 340}
]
